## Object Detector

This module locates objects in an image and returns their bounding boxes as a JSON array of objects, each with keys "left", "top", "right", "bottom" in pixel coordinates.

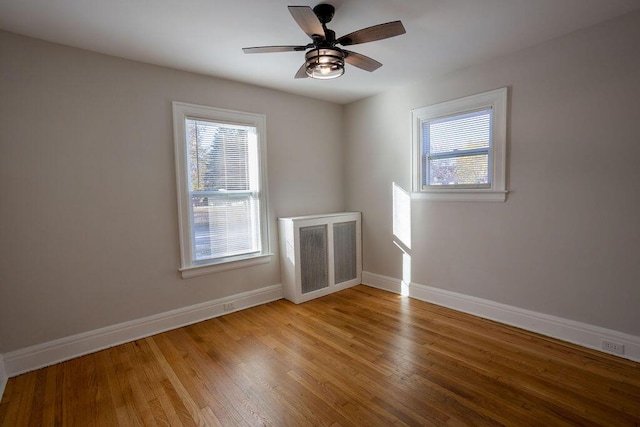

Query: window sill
[
  {"left": 179, "top": 254, "right": 273, "bottom": 279},
  {"left": 411, "top": 190, "right": 507, "bottom": 202}
]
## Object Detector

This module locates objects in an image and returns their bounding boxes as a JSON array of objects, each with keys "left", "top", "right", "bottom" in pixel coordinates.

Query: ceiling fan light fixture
[{"left": 305, "top": 48, "right": 344, "bottom": 79}]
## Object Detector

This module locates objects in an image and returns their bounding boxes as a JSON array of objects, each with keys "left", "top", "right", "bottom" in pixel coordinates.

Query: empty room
[{"left": 1, "top": 0, "right": 639, "bottom": 425}]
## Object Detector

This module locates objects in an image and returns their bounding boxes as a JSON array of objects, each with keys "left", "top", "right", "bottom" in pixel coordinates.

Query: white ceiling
[{"left": 1, "top": 0, "right": 639, "bottom": 104}]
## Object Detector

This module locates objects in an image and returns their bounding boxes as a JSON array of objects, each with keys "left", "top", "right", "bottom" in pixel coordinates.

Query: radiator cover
[{"left": 279, "top": 212, "right": 362, "bottom": 304}]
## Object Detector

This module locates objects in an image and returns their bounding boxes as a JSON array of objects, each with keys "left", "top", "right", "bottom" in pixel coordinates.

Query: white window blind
[
  {"left": 186, "top": 119, "right": 262, "bottom": 262},
  {"left": 422, "top": 108, "right": 493, "bottom": 188}
]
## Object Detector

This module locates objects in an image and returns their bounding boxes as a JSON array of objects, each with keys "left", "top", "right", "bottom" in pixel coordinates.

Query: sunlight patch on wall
[
  {"left": 392, "top": 183, "right": 411, "bottom": 296},
  {"left": 393, "top": 183, "right": 411, "bottom": 250}
]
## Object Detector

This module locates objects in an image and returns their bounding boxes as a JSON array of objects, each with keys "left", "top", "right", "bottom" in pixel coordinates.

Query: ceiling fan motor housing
[{"left": 313, "top": 4, "right": 335, "bottom": 24}]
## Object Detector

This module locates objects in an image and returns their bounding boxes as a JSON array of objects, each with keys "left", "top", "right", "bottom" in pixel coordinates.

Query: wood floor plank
[
  {"left": 157, "top": 328, "right": 265, "bottom": 426},
  {"left": 1, "top": 285, "right": 639, "bottom": 426},
  {"left": 145, "top": 337, "right": 205, "bottom": 427},
  {"left": 13, "top": 368, "right": 37, "bottom": 426}
]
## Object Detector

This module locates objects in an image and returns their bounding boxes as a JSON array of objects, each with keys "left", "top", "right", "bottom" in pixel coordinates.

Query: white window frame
[
  {"left": 411, "top": 87, "right": 508, "bottom": 202},
  {"left": 172, "top": 102, "right": 271, "bottom": 278}
]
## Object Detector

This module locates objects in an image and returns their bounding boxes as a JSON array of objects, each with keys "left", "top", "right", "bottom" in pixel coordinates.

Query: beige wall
[
  {"left": 0, "top": 31, "right": 345, "bottom": 353},
  {"left": 345, "top": 11, "right": 640, "bottom": 336}
]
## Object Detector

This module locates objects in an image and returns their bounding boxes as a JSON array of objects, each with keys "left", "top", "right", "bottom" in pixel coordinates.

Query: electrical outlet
[
  {"left": 602, "top": 340, "right": 625, "bottom": 355},
  {"left": 223, "top": 302, "right": 235, "bottom": 312}
]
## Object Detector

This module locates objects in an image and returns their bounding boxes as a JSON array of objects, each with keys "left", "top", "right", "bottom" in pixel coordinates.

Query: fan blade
[
  {"left": 288, "top": 6, "right": 325, "bottom": 39},
  {"left": 337, "top": 21, "right": 406, "bottom": 46},
  {"left": 344, "top": 50, "right": 382, "bottom": 72},
  {"left": 294, "top": 63, "right": 308, "bottom": 79},
  {"left": 243, "top": 45, "right": 307, "bottom": 54}
]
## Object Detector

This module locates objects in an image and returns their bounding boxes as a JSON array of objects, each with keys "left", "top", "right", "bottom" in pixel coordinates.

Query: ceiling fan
[{"left": 242, "top": 4, "right": 406, "bottom": 80}]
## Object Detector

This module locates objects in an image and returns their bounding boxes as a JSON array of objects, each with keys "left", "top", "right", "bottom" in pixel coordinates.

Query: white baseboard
[
  {"left": 3, "top": 284, "right": 283, "bottom": 377},
  {"left": 362, "top": 271, "right": 404, "bottom": 294},
  {"left": 362, "top": 271, "right": 640, "bottom": 363},
  {"left": 0, "top": 354, "right": 7, "bottom": 401}
]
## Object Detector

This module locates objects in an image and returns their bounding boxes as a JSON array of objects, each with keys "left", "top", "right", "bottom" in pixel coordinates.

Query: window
[
  {"left": 412, "top": 87, "right": 508, "bottom": 202},
  {"left": 173, "top": 102, "right": 270, "bottom": 278}
]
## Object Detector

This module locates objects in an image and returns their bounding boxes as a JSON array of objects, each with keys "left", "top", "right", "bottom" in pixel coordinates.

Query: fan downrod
[{"left": 313, "top": 4, "right": 335, "bottom": 24}]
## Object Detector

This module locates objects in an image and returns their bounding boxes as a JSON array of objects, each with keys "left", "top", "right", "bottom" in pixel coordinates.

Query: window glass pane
[
  {"left": 191, "top": 195, "right": 261, "bottom": 261},
  {"left": 424, "top": 109, "right": 492, "bottom": 155},
  {"left": 186, "top": 118, "right": 261, "bottom": 262},
  {"left": 428, "top": 154, "right": 489, "bottom": 186},
  {"left": 422, "top": 108, "right": 492, "bottom": 187},
  {"left": 187, "top": 119, "right": 256, "bottom": 192}
]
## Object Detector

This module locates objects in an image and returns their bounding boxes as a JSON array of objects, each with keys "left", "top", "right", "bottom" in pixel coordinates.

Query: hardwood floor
[{"left": 1, "top": 285, "right": 639, "bottom": 426}]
